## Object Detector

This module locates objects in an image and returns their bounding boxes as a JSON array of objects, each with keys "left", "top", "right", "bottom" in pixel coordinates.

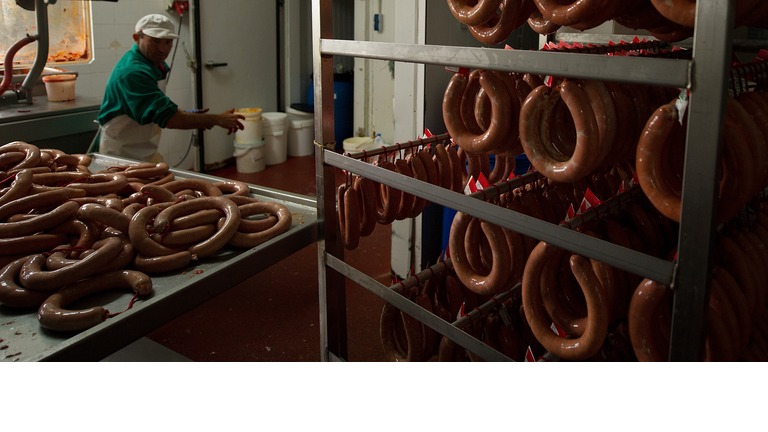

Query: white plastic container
[
  {"left": 233, "top": 139, "right": 266, "bottom": 173},
  {"left": 287, "top": 117, "right": 314, "bottom": 157},
  {"left": 262, "top": 112, "right": 288, "bottom": 165},
  {"left": 342, "top": 137, "right": 375, "bottom": 153},
  {"left": 285, "top": 106, "right": 313, "bottom": 120},
  {"left": 234, "top": 108, "right": 263, "bottom": 144},
  {"left": 42, "top": 74, "right": 76, "bottom": 102}
]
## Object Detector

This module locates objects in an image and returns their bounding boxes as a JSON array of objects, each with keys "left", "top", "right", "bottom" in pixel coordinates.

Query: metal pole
[
  {"left": 670, "top": 0, "right": 734, "bottom": 361},
  {"left": 314, "top": 0, "right": 346, "bottom": 362},
  {"left": 21, "top": 0, "right": 49, "bottom": 104}
]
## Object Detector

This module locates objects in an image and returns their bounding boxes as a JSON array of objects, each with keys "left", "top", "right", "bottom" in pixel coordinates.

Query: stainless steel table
[{"left": 0, "top": 153, "right": 317, "bottom": 362}]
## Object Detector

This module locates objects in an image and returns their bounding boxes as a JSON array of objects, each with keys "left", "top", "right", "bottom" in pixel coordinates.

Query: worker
[{"left": 97, "top": 14, "right": 244, "bottom": 162}]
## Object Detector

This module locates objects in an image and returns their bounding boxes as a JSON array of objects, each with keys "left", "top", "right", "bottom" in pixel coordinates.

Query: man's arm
[{"left": 165, "top": 108, "right": 245, "bottom": 134}]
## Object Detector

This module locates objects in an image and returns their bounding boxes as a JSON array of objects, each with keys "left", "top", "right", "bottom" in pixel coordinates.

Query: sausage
[
  {"left": 709, "top": 279, "right": 741, "bottom": 361},
  {"left": 394, "top": 159, "right": 415, "bottom": 220},
  {"left": 437, "top": 336, "right": 466, "bottom": 362},
  {"left": 713, "top": 266, "right": 751, "bottom": 355},
  {"left": 374, "top": 160, "right": 401, "bottom": 225},
  {"left": 465, "top": 217, "right": 491, "bottom": 276},
  {"left": 168, "top": 209, "right": 222, "bottom": 231},
  {"left": 133, "top": 251, "right": 195, "bottom": 274},
  {"left": 733, "top": 232, "right": 767, "bottom": 320},
  {"left": 19, "top": 236, "right": 123, "bottom": 292},
  {"left": 123, "top": 162, "right": 169, "bottom": 179},
  {"left": 0, "top": 233, "right": 69, "bottom": 257},
  {"left": 627, "top": 278, "right": 671, "bottom": 361},
  {"left": 0, "top": 152, "right": 26, "bottom": 171},
  {"left": 415, "top": 288, "right": 440, "bottom": 360},
  {"left": 533, "top": 0, "right": 607, "bottom": 26},
  {"left": 0, "top": 257, "right": 51, "bottom": 308},
  {"left": 540, "top": 246, "right": 588, "bottom": 337},
  {"left": 467, "top": 0, "right": 528, "bottom": 46},
  {"left": 520, "top": 81, "right": 600, "bottom": 183},
  {"left": 0, "top": 201, "right": 80, "bottom": 239},
  {"left": 37, "top": 270, "right": 153, "bottom": 332},
  {"left": 213, "top": 180, "right": 250, "bottom": 196},
  {"left": 449, "top": 211, "right": 511, "bottom": 296},
  {"left": 579, "top": 79, "right": 617, "bottom": 168},
  {"left": 128, "top": 206, "right": 183, "bottom": 257},
  {"left": 49, "top": 219, "right": 99, "bottom": 257},
  {"left": 76, "top": 203, "right": 132, "bottom": 234},
  {"left": 462, "top": 71, "right": 485, "bottom": 134},
  {"left": 155, "top": 197, "right": 241, "bottom": 258},
  {"left": 647, "top": 0, "right": 695, "bottom": 27},
  {"left": 416, "top": 147, "right": 440, "bottom": 189},
  {"left": 626, "top": 202, "right": 662, "bottom": 258},
  {"left": 0, "top": 141, "right": 41, "bottom": 171},
  {"left": 446, "top": 0, "right": 502, "bottom": 26},
  {"left": 446, "top": 145, "right": 464, "bottom": 193},
  {"left": 121, "top": 202, "right": 144, "bottom": 219},
  {"left": 337, "top": 184, "right": 361, "bottom": 250},
  {"left": 0, "top": 169, "right": 33, "bottom": 207},
  {"left": 522, "top": 241, "right": 610, "bottom": 360},
  {"left": 161, "top": 178, "right": 223, "bottom": 197},
  {"left": 528, "top": 7, "right": 562, "bottom": 34},
  {"left": 0, "top": 188, "right": 73, "bottom": 221},
  {"left": 432, "top": 144, "right": 453, "bottom": 190},
  {"left": 719, "top": 236, "right": 759, "bottom": 325},
  {"left": 222, "top": 201, "right": 292, "bottom": 248},
  {"left": 141, "top": 184, "right": 179, "bottom": 203},
  {"left": 379, "top": 288, "right": 425, "bottom": 362},
  {"left": 236, "top": 203, "right": 279, "bottom": 233},
  {"left": 406, "top": 155, "right": 429, "bottom": 218},
  {"left": 151, "top": 224, "right": 218, "bottom": 247}
]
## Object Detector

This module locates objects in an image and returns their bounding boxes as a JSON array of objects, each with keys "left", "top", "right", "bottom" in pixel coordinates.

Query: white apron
[{"left": 98, "top": 79, "right": 168, "bottom": 163}]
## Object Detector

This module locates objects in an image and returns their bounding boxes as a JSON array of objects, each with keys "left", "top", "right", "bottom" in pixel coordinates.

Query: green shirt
[{"left": 98, "top": 44, "right": 178, "bottom": 127}]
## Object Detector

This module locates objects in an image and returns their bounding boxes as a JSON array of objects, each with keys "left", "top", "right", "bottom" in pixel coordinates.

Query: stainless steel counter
[
  {"left": 0, "top": 153, "right": 318, "bottom": 362},
  {"left": 0, "top": 95, "right": 101, "bottom": 146}
]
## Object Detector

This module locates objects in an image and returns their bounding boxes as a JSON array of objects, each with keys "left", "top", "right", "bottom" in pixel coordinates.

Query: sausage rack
[
  {"left": 0, "top": 154, "right": 317, "bottom": 362},
  {"left": 314, "top": 0, "right": 744, "bottom": 361}
]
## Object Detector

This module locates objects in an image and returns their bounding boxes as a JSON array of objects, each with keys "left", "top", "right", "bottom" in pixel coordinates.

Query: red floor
[{"left": 146, "top": 156, "right": 390, "bottom": 361}]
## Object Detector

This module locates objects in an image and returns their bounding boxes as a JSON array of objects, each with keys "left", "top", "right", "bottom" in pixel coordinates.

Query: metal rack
[{"left": 314, "top": 0, "right": 736, "bottom": 362}]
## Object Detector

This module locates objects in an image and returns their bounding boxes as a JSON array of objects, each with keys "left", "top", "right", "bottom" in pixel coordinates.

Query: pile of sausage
[
  {"left": 637, "top": 91, "right": 768, "bottom": 225},
  {"left": 631, "top": 208, "right": 768, "bottom": 362},
  {"left": 0, "top": 141, "right": 292, "bottom": 332},
  {"left": 447, "top": 0, "right": 767, "bottom": 45}
]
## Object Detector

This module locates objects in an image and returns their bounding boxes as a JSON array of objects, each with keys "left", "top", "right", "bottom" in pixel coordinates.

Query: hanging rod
[
  {"left": 558, "top": 185, "right": 644, "bottom": 231},
  {"left": 465, "top": 171, "right": 545, "bottom": 202},
  {"left": 390, "top": 258, "right": 452, "bottom": 293},
  {"left": 344, "top": 133, "right": 451, "bottom": 159}
]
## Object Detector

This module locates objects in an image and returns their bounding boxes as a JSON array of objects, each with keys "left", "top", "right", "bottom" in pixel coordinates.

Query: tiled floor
[{"left": 145, "top": 156, "right": 390, "bottom": 361}]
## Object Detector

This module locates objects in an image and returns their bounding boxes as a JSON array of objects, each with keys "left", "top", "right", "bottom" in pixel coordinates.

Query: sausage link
[
  {"left": 522, "top": 242, "right": 610, "bottom": 360},
  {"left": 133, "top": 251, "right": 195, "bottom": 274},
  {"left": 0, "top": 188, "right": 73, "bottom": 221},
  {"left": 155, "top": 197, "right": 241, "bottom": 258},
  {"left": 406, "top": 155, "right": 429, "bottom": 218},
  {"left": 0, "top": 233, "right": 68, "bottom": 257},
  {"left": 540, "top": 246, "right": 588, "bottom": 337},
  {"left": 394, "top": 159, "right": 415, "bottom": 220},
  {"left": 49, "top": 219, "right": 99, "bottom": 257},
  {"left": 0, "top": 141, "right": 41, "bottom": 171},
  {"left": 141, "top": 184, "right": 179, "bottom": 203},
  {"left": 0, "top": 257, "right": 50, "bottom": 308},
  {"left": 237, "top": 203, "right": 278, "bottom": 233},
  {"left": 337, "top": 184, "right": 361, "bottom": 250},
  {"left": 449, "top": 211, "right": 511, "bottom": 296},
  {"left": 374, "top": 160, "right": 401, "bottom": 225},
  {"left": 123, "top": 162, "right": 169, "bottom": 179},
  {"left": 151, "top": 224, "right": 218, "bottom": 246},
  {"left": 223, "top": 202, "right": 292, "bottom": 249},
  {"left": 20, "top": 236, "right": 123, "bottom": 291},
  {"left": 213, "top": 180, "right": 250, "bottom": 196},
  {"left": 76, "top": 203, "right": 132, "bottom": 234},
  {"left": 446, "top": 0, "right": 502, "bottom": 26},
  {"left": 0, "top": 169, "right": 33, "bottom": 207},
  {"left": 128, "top": 206, "right": 183, "bottom": 257},
  {"left": 37, "top": 270, "right": 153, "bottom": 332},
  {"left": 0, "top": 201, "right": 80, "bottom": 239},
  {"left": 380, "top": 288, "right": 425, "bottom": 362},
  {"left": 628, "top": 278, "right": 671, "bottom": 361},
  {"left": 161, "top": 178, "right": 223, "bottom": 197}
]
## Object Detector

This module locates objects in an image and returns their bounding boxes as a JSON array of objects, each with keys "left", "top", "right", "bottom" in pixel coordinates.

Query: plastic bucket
[
  {"left": 288, "top": 117, "right": 314, "bottom": 157},
  {"left": 234, "top": 108, "right": 263, "bottom": 144},
  {"left": 233, "top": 140, "right": 266, "bottom": 173},
  {"left": 342, "top": 137, "right": 375, "bottom": 153},
  {"left": 42, "top": 74, "right": 76, "bottom": 102},
  {"left": 286, "top": 106, "right": 313, "bottom": 121},
  {"left": 262, "top": 112, "right": 288, "bottom": 165}
]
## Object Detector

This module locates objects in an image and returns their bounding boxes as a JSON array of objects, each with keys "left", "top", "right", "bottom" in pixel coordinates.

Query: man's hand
[{"left": 218, "top": 108, "right": 245, "bottom": 135}]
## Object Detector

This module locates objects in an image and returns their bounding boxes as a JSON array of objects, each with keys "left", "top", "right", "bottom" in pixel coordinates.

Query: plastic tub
[
  {"left": 234, "top": 108, "right": 263, "bottom": 144},
  {"left": 286, "top": 106, "right": 313, "bottom": 121},
  {"left": 262, "top": 112, "right": 288, "bottom": 165},
  {"left": 42, "top": 74, "right": 76, "bottom": 102},
  {"left": 288, "top": 117, "right": 314, "bottom": 157},
  {"left": 342, "top": 137, "right": 375, "bottom": 153},
  {"left": 233, "top": 139, "right": 266, "bottom": 173}
]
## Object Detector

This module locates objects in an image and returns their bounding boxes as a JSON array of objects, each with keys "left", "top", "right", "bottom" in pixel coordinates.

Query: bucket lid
[
  {"left": 42, "top": 74, "right": 76, "bottom": 83},
  {"left": 235, "top": 108, "right": 262, "bottom": 118},
  {"left": 286, "top": 106, "right": 313, "bottom": 119},
  {"left": 289, "top": 118, "right": 314, "bottom": 128},
  {"left": 290, "top": 102, "right": 314, "bottom": 114},
  {"left": 262, "top": 112, "right": 288, "bottom": 123},
  {"left": 234, "top": 138, "right": 266, "bottom": 147}
]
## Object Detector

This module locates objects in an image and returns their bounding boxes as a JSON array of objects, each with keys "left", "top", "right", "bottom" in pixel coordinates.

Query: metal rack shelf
[{"left": 315, "top": 0, "right": 736, "bottom": 362}]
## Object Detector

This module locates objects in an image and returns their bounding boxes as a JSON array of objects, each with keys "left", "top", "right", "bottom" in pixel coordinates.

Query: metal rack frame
[{"left": 314, "top": 0, "right": 736, "bottom": 362}]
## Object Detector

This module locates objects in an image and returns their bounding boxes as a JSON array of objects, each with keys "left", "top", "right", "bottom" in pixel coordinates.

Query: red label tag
[
  {"left": 464, "top": 175, "right": 477, "bottom": 195},
  {"left": 631, "top": 172, "right": 639, "bottom": 188},
  {"left": 579, "top": 188, "right": 601, "bottom": 214},
  {"left": 544, "top": 75, "right": 554, "bottom": 87},
  {"left": 525, "top": 346, "right": 535, "bottom": 362},
  {"left": 457, "top": 302, "right": 467, "bottom": 321},
  {"left": 632, "top": 36, "right": 641, "bottom": 44},
  {"left": 527, "top": 164, "right": 534, "bottom": 173},
  {"left": 565, "top": 203, "right": 575, "bottom": 222},
  {"left": 507, "top": 171, "right": 517, "bottom": 181},
  {"left": 504, "top": 44, "right": 514, "bottom": 50},
  {"left": 550, "top": 321, "right": 567, "bottom": 338},
  {"left": 445, "top": 66, "right": 470, "bottom": 75},
  {"left": 424, "top": 128, "right": 434, "bottom": 138},
  {"left": 617, "top": 181, "right": 627, "bottom": 196},
  {"left": 476, "top": 172, "right": 490, "bottom": 190},
  {"left": 756, "top": 49, "right": 768, "bottom": 62}
]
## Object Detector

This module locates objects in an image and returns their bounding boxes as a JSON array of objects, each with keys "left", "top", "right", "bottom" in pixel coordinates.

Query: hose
[{"left": 0, "top": 34, "right": 37, "bottom": 95}]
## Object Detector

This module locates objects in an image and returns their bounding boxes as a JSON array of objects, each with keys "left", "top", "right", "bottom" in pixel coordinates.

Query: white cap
[{"left": 135, "top": 14, "right": 179, "bottom": 40}]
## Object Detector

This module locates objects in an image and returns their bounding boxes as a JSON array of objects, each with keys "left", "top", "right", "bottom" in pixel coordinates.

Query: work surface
[{"left": 0, "top": 153, "right": 317, "bottom": 362}]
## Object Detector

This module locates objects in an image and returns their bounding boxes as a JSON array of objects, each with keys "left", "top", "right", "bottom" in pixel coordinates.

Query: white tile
[
  {"left": 90, "top": 72, "right": 113, "bottom": 99},
  {"left": 91, "top": 49, "right": 118, "bottom": 74},
  {"left": 91, "top": 2, "right": 116, "bottom": 25},
  {"left": 66, "top": 62, "right": 91, "bottom": 75},
  {"left": 115, "top": 0, "right": 145, "bottom": 26},
  {"left": 93, "top": 24, "right": 116, "bottom": 50},
  {"left": 115, "top": 24, "right": 138, "bottom": 50},
  {"left": 73, "top": 76, "right": 94, "bottom": 99},
  {"left": 141, "top": 0, "right": 171, "bottom": 18}
]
